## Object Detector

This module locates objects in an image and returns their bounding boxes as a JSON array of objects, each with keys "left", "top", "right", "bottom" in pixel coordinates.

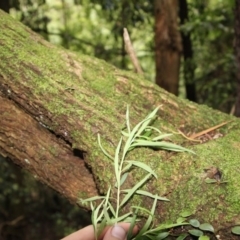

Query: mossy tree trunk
[{"left": 0, "top": 10, "right": 240, "bottom": 236}]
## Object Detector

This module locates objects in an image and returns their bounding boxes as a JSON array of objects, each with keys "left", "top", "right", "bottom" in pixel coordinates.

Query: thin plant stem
[
  {"left": 116, "top": 149, "right": 126, "bottom": 221},
  {"left": 80, "top": 106, "right": 194, "bottom": 240}
]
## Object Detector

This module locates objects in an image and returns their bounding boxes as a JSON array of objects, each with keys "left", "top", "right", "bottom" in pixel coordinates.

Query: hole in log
[{"left": 73, "top": 148, "right": 85, "bottom": 160}]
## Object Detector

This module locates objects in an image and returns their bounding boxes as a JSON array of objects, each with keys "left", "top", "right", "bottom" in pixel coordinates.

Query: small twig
[
  {"left": 230, "top": 103, "right": 235, "bottom": 115},
  {"left": 123, "top": 28, "right": 143, "bottom": 74},
  {"left": 178, "top": 121, "right": 231, "bottom": 142},
  {"left": 189, "top": 121, "right": 231, "bottom": 139},
  {"left": 178, "top": 130, "right": 201, "bottom": 142}
]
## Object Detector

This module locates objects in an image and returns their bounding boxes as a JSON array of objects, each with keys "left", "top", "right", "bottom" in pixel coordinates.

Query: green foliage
[
  {"left": 10, "top": 0, "right": 155, "bottom": 80},
  {"left": 81, "top": 106, "right": 194, "bottom": 239},
  {"left": 10, "top": 0, "right": 236, "bottom": 112},
  {"left": 167, "top": 212, "right": 215, "bottom": 240},
  {"left": 181, "top": 0, "right": 235, "bottom": 112},
  {"left": 188, "top": 220, "right": 214, "bottom": 235},
  {"left": 10, "top": 0, "right": 50, "bottom": 40},
  {"left": 232, "top": 226, "right": 240, "bottom": 235}
]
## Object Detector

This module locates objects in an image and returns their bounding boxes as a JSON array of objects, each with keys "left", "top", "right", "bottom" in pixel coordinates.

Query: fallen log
[{"left": 0, "top": 10, "right": 240, "bottom": 237}]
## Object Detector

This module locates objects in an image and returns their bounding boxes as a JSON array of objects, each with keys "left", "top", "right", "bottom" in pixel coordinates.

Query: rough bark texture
[
  {"left": 0, "top": 95, "right": 97, "bottom": 203},
  {"left": 0, "top": 10, "right": 240, "bottom": 237},
  {"left": 154, "top": 0, "right": 182, "bottom": 95}
]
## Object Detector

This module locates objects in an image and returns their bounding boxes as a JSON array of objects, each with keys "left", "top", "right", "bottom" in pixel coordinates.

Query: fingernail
[{"left": 111, "top": 224, "right": 126, "bottom": 239}]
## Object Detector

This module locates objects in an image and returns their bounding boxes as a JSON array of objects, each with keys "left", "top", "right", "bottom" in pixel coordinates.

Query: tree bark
[
  {"left": 234, "top": 0, "right": 240, "bottom": 117},
  {"left": 0, "top": 10, "right": 240, "bottom": 235},
  {"left": 0, "top": 0, "right": 10, "bottom": 13},
  {"left": 154, "top": 0, "right": 182, "bottom": 95}
]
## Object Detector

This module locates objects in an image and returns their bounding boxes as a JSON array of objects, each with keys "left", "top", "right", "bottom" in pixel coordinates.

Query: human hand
[{"left": 61, "top": 222, "right": 138, "bottom": 240}]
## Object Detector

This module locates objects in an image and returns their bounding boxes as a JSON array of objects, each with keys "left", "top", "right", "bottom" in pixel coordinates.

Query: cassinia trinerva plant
[{"left": 80, "top": 106, "right": 195, "bottom": 240}]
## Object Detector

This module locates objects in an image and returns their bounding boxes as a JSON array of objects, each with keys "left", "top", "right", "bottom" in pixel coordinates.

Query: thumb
[{"left": 103, "top": 224, "right": 127, "bottom": 240}]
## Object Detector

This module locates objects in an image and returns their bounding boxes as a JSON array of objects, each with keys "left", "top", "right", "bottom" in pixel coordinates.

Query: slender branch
[{"left": 123, "top": 28, "right": 143, "bottom": 74}]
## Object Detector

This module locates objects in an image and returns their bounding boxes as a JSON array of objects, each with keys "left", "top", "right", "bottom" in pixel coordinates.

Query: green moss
[
  {"left": 156, "top": 124, "right": 240, "bottom": 224},
  {"left": 78, "top": 191, "right": 89, "bottom": 200}
]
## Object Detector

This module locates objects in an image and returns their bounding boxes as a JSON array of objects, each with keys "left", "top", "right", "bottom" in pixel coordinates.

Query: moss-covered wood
[{"left": 0, "top": 10, "right": 240, "bottom": 235}]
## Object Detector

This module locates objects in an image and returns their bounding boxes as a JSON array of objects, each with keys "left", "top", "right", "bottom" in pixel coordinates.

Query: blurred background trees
[
  {"left": 4, "top": 0, "right": 236, "bottom": 111},
  {"left": 0, "top": 0, "right": 237, "bottom": 239}
]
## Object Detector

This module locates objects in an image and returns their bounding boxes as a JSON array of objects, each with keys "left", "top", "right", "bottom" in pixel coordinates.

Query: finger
[
  {"left": 102, "top": 224, "right": 127, "bottom": 240},
  {"left": 102, "top": 223, "right": 138, "bottom": 240},
  {"left": 61, "top": 225, "right": 95, "bottom": 240}
]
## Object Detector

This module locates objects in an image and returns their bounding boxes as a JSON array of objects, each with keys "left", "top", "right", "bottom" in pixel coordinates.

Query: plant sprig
[{"left": 80, "top": 106, "right": 194, "bottom": 239}]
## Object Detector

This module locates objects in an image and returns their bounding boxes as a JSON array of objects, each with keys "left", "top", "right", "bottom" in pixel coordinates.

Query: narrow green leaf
[
  {"left": 123, "top": 106, "right": 160, "bottom": 158},
  {"left": 90, "top": 202, "right": 95, "bottom": 211},
  {"left": 137, "top": 194, "right": 158, "bottom": 236},
  {"left": 114, "top": 137, "right": 123, "bottom": 186},
  {"left": 205, "top": 178, "right": 217, "bottom": 184},
  {"left": 126, "top": 105, "right": 131, "bottom": 134},
  {"left": 131, "top": 140, "right": 195, "bottom": 154},
  {"left": 122, "top": 163, "right": 132, "bottom": 173},
  {"left": 121, "top": 130, "right": 129, "bottom": 137},
  {"left": 80, "top": 195, "right": 106, "bottom": 204},
  {"left": 147, "top": 222, "right": 189, "bottom": 234},
  {"left": 127, "top": 209, "right": 138, "bottom": 240},
  {"left": 95, "top": 211, "right": 104, "bottom": 224},
  {"left": 141, "top": 129, "right": 153, "bottom": 138},
  {"left": 145, "top": 126, "right": 162, "bottom": 135},
  {"left": 180, "top": 210, "right": 193, "bottom": 218},
  {"left": 124, "top": 216, "right": 141, "bottom": 223},
  {"left": 135, "top": 235, "right": 154, "bottom": 240},
  {"left": 135, "top": 106, "right": 160, "bottom": 138},
  {"left": 131, "top": 206, "right": 154, "bottom": 216},
  {"left": 189, "top": 219, "right": 200, "bottom": 228},
  {"left": 101, "top": 187, "right": 111, "bottom": 222},
  {"left": 219, "top": 180, "right": 228, "bottom": 184},
  {"left": 119, "top": 172, "right": 129, "bottom": 186},
  {"left": 176, "top": 233, "right": 188, "bottom": 240},
  {"left": 120, "top": 173, "right": 152, "bottom": 207},
  {"left": 188, "top": 229, "right": 203, "bottom": 237},
  {"left": 152, "top": 133, "right": 173, "bottom": 141},
  {"left": 112, "top": 212, "right": 132, "bottom": 223},
  {"left": 94, "top": 199, "right": 105, "bottom": 222},
  {"left": 98, "top": 134, "right": 114, "bottom": 160},
  {"left": 199, "top": 223, "right": 214, "bottom": 233},
  {"left": 90, "top": 202, "right": 95, "bottom": 227},
  {"left": 103, "top": 204, "right": 110, "bottom": 223},
  {"left": 232, "top": 226, "right": 240, "bottom": 235},
  {"left": 103, "top": 187, "right": 111, "bottom": 215},
  {"left": 126, "top": 160, "right": 157, "bottom": 178},
  {"left": 138, "top": 135, "right": 151, "bottom": 141},
  {"left": 107, "top": 201, "right": 116, "bottom": 217},
  {"left": 177, "top": 217, "right": 187, "bottom": 224},
  {"left": 123, "top": 117, "right": 154, "bottom": 157},
  {"left": 105, "top": 187, "right": 111, "bottom": 202},
  {"left": 132, "top": 190, "right": 169, "bottom": 201},
  {"left": 96, "top": 218, "right": 107, "bottom": 239}
]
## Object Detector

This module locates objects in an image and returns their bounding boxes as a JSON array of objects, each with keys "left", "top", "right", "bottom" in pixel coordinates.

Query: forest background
[{"left": 0, "top": 0, "right": 238, "bottom": 239}]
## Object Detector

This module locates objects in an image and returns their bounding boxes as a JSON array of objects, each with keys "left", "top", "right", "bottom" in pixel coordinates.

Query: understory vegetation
[{"left": 0, "top": 0, "right": 238, "bottom": 239}]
